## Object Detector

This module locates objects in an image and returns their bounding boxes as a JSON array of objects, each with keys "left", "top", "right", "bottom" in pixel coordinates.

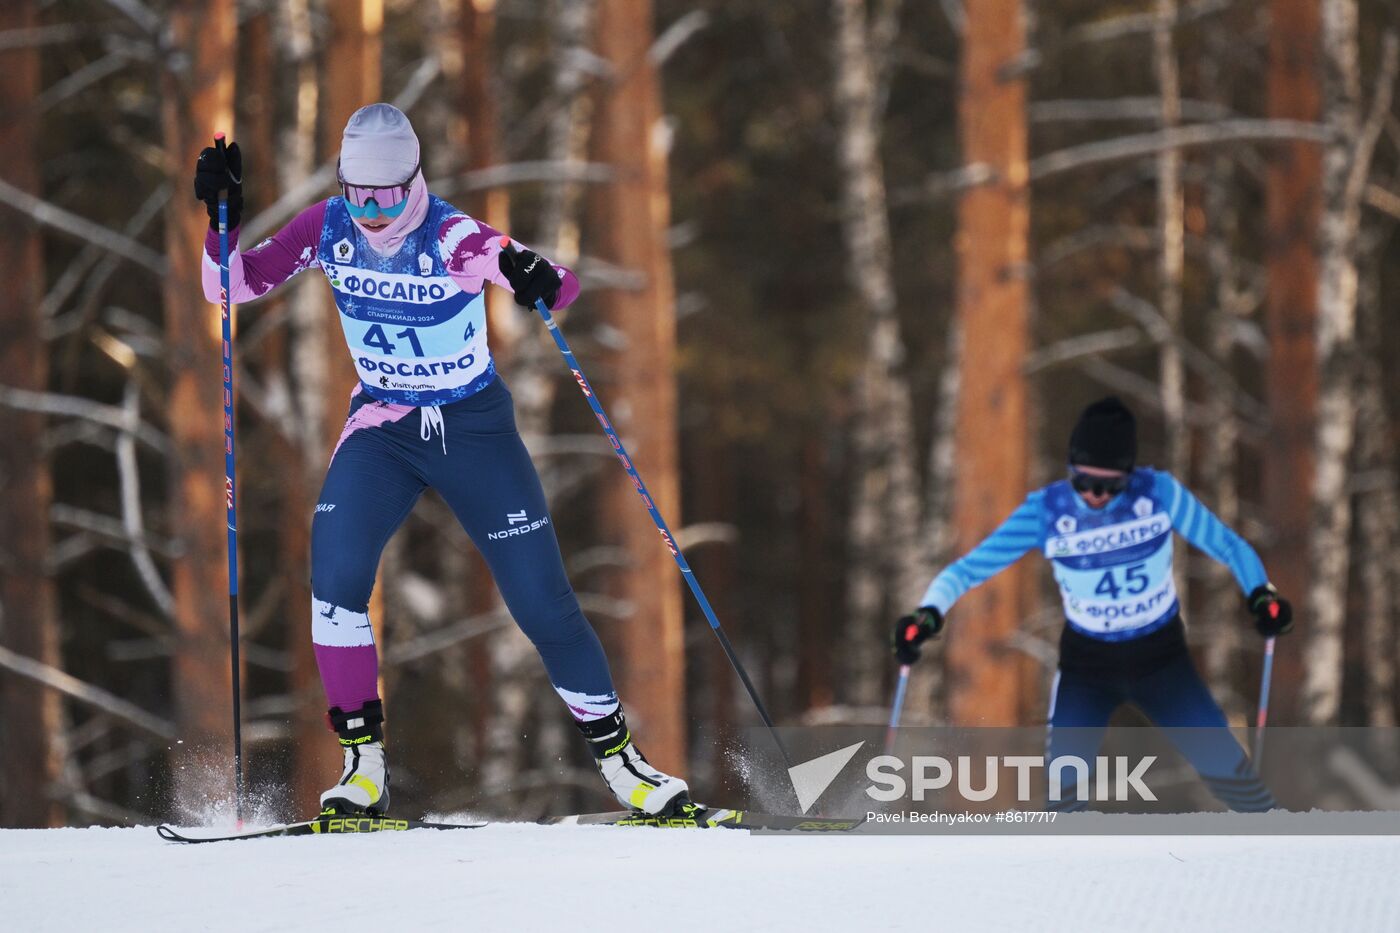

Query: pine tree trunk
[
  {"left": 320, "top": 0, "right": 387, "bottom": 698},
  {"left": 283, "top": 0, "right": 327, "bottom": 459},
  {"left": 453, "top": 0, "right": 530, "bottom": 798},
  {"left": 1302, "top": 0, "right": 1362, "bottom": 725},
  {"left": 246, "top": 3, "right": 336, "bottom": 812},
  {"left": 0, "top": 0, "right": 66, "bottom": 828},
  {"left": 832, "top": 0, "right": 924, "bottom": 709},
  {"left": 269, "top": 0, "right": 344, "bottom": 814},
  {"left": 320, "top": 0, "right": 384, "bottom": 441},
  {"left": 160, "top": 0, "right": 237, "bottom": 814},
  {"left": 1264, "top": 0, "right": 1322, "bottom": 719},
  {"left": 946, "top": 0, "right": 1031, "bottom": 726},
  {"left": 588, "top": 0, "right": 686, "bottom": 771}
]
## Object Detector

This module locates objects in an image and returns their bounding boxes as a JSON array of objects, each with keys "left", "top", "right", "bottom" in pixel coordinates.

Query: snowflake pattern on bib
[{"left": 317, "top": 196, "right": 497, "bottom": 406}]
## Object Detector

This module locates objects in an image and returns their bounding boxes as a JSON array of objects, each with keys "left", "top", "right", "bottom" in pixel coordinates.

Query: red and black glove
[
  {"left": 1248, "top": 583, "right": 1293, "bottom": 638},
  {"left": 893, "top": 607, "right": 944, "bottom": 665}
]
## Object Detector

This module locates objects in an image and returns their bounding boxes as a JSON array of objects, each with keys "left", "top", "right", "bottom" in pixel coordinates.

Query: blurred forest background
[{"left": 1, "top": 0, "right": 1399, "bottom": 828}]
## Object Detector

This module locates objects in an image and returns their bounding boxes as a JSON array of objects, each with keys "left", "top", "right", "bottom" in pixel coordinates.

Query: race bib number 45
[{"left": 1047, "top": 513, "right": 1178, "bottom": 634}]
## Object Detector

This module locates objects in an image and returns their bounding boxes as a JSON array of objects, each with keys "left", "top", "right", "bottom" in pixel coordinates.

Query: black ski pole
[
  {"left": 214, "top": 133, "right": 244, "bottom": 823},
  {"left": 503, "top": 238, "right": 790, "bottom": 768}
]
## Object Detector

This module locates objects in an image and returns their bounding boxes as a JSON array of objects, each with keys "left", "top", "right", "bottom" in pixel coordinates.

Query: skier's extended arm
[
  {"left": 921, "top": 490, "right": 1046, "bottom": 614},
  {"left": 194, "top": 142, "right": 324, "bottom": 304},
  {"left": 1153, "top": 470, "right": 1293, "bottom": 636},
  {"left": 437, "top": 214, "right": 580, "bottom": 310},
  {"left": 893, "top": 492, "right": 1045, "bottom": 663},
  {"left": 199, "top": 203, "right": 326, "bottom": 304}
]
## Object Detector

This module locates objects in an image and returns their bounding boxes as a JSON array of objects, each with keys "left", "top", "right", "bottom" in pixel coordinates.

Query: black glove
[
  {"left": 194, "top": 140, "right": 243, "bottom": 231},
  {"left": 1247, "top": 583, "right": 1293, "bottom": 638},
  {"left": 499, "top": 244, "right": 561, "bottom": 310},
  {"left": 893, "top": 607, "right": 944, "bottom": 665}
]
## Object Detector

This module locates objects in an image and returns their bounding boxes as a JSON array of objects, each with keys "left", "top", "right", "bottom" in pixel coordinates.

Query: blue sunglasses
[
  {"left": 339, "top": 157, "right": 418, "bottom": 220},
  {"left": 344, "top": 196, "right": 410, "bottom": 221}
]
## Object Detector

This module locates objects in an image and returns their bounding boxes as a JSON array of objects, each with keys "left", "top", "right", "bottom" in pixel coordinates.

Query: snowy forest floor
[{"left": 3, "top": 823, "right": 1398, "bottom": 932}]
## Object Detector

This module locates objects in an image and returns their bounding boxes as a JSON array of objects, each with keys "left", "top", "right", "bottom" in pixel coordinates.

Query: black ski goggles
[{"left": 1069, "top": 469, "right": 1128, "bottom": 498}]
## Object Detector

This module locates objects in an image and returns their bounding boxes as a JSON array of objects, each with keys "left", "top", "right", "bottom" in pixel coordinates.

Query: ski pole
[
  {"left": 214, "top": 133, "right": 244, "bottom": 823},
  {"left": 1252, "top": 635, "right": 1275, "bottom": 767},
  {"left": 504, "top": 238, "right": 790, "bottom": 767},
  {"left": 883, "top": 664, "right": 910, "bottom": 758}
]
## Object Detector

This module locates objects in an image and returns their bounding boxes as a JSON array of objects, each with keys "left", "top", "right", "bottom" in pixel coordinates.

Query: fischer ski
[
  {"left": 545, "top": 804, "right": 865, "bottom": 832},
  {"left": 156, "top": 814, "right": 486, "bottom": 844},
  {"left": 157, "top": 805, "right": 865, "bottom": 842}
]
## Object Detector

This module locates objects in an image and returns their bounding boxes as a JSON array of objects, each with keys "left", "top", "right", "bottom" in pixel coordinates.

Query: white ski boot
[
  {"left": 577, "top": 707, "right": 690, "bottom": 816},
  {"left": 320, "top": 701, "right": 391, "bottom": 816}
]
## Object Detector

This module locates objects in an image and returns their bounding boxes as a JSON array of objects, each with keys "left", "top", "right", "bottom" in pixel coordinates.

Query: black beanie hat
[{"left": 1068, "top": 397, "right": 1137, "bottom": 471}]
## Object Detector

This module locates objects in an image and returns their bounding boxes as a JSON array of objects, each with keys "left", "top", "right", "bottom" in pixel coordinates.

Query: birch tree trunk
[
  {"left": 0, "top": 0, "right": 66, "bottom": 827},
  {"left": 832, "top": 0, "right": 923, "bottom": 708},
  {"left": 904, "top": 317, "right": 962, "bottom": 723},
  {"left": 1197, "top": 24, "right": 1246, "bottom": 708},
  {"left": 1153, "top": 0, "right": 1190, "bottom": 615},
  {"left": 1264, "top": 0, "right": 1322, "bottom": 717},
  {"left": 1200, "top": 154, "right": 1244, "bottom": 704},
  {"left": 1153, "top": 0, "right": 1187, "bottom": 481},
  {"left": 454, "top": 0, "right": 517, "bottom": 355},
  {"left": 946, "top": 0, "right": 1031, "bottom": 726},
  {"left": 160, "top": 0, "right": 237, "bottom": 814},
  {"left": 589, "top": 0, "right": 686, "bottom": 772},
  {"left": 1302, "top": 0, "right": 1361, "bottom": 724},
  {"left": 514, "top": 0, "right": 594, "bottom": 439}
]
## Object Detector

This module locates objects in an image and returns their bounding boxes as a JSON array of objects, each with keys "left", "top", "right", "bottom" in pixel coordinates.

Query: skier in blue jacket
[{"left": 894, "top": 398, "right": 1293, "bottom": 811}]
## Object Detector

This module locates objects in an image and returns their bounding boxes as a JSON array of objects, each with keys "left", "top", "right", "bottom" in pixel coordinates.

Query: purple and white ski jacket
[{"left": 201, "top": 196, "right": 580, "bottom": 407}]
